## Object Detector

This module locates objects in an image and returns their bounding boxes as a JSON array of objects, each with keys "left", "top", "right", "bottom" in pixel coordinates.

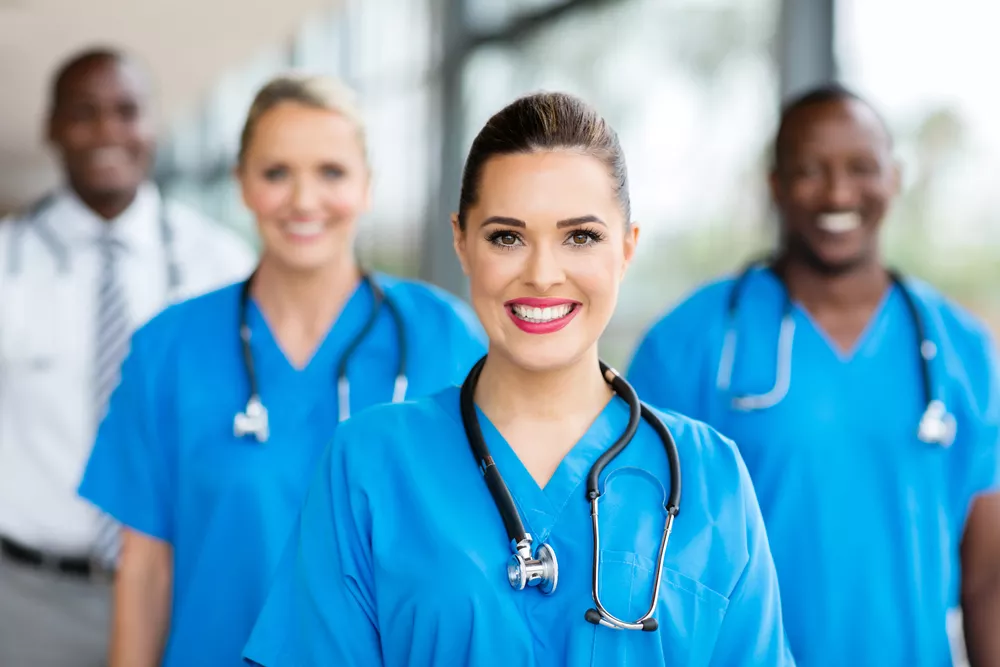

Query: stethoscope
[
  {"left": 232, "top": 271, "right": 408, "bottom": 443},
  {"left": 716, "top": 260, "right": 956, "bottom": 446},
  {"left": 459, "top": 355, "right": 682, "bottom": 632},
  {"left": 5, "top": 192, "right": 182, "bottom": 299}
]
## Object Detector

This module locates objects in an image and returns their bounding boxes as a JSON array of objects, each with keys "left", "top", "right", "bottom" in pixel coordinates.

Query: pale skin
[
  {"left": 452, "top": 149, "right": 639, "bottom": 487},
  {"left": 110, "top": 100, "right": 371, "bottom": 667}
]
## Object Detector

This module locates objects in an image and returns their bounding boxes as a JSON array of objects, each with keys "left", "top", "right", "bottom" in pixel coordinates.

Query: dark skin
[
  {"left": 47, "top": 55, "right": 155, "bottom": 221},
  {"left": 772, "top": 97, "right": 1000, "bottom": 665}
]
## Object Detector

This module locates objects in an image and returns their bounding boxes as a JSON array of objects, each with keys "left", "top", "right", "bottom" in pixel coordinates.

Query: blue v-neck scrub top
[
  {"left": 626, "top": 266, "right": 1000, "bottom": 667},
  {"left": 77, "top": 273, "right": 487, "bottom": 667},
  {"left": 242, "top": 385, "right": 796, "bottom": 666}
]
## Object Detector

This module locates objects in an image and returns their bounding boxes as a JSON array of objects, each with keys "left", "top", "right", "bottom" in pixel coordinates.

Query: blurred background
[{"left": 2, "top": 0, "right": 999, "bottom": 369}]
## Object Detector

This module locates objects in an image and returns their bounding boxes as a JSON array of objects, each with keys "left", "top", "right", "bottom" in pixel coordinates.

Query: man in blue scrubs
[{"left": 628, "top": 85, "right": 1000, "bottom": 665}]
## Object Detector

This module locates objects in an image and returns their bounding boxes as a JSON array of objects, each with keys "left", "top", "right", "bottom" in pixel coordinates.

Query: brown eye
[
  {"left": 570, "top": 232, "right": 590, "bottom": 245},
  {"left": 499, "top": 233, "right": 517, "bottom": 245}
]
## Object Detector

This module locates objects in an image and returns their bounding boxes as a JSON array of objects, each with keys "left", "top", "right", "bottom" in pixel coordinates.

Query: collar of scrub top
[
  {"left": 716, "top": 258, "right": 956, "bottom": 447},
  {"left": 232, "top": 269, "right": 408, "bottom": 444},
  {"left": 458, "top": 354, "right": 682, "bottom": 632},
  {"left": 5, "top": 183, "right": 182, "bottom": 296}
]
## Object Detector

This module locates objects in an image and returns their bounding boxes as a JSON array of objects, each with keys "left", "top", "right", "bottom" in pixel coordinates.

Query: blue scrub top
[
  {"left": 627, "top": 266, "right": 1000, "bottom": 667},
  {"left": 78, "top": 273, "right": 487, "bottom": 667},
  {"left": 242, "top": 384, "right": 795, "bottom": 666}
]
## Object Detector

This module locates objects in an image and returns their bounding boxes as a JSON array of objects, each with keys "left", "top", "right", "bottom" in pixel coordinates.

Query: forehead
[
  {"left": 57, "top": 57, "right": 148, "bottom": 106},
  {"left": 473, "top": 150, "right": 622, "bottom": 223},
  {"left": 779, "top": 98, "right": 890, "bottom": 160},
  {"left": 246, "top": 103, "right": 362, "bottom": 159}
]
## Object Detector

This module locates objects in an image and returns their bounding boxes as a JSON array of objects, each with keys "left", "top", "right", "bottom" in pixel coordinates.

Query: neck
[
  {"left": 474, "top": 346, "right": 613, "bottom": 428},
  {"left": 71, "top": 183, "right": 139, "bottom": 221},
  {"left": 251, "top": 254, "right": 361, "bottom": 336},
  {"left": 775, "top": 253, "right": 890, "bottom": 314}
]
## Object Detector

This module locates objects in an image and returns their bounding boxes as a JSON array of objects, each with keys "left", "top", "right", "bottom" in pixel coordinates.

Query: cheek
[
  {"left": 466, "top": 246, "right": 517, "bottom": 298},
  {"left": 323, "top": 182, "right": 368, "bottom": 218},
  {"left": 570, "top": 250, "right": 621, "bottom": 306},
  {"left": 243, "top": 182, "right": 289, "bottom": 222}
]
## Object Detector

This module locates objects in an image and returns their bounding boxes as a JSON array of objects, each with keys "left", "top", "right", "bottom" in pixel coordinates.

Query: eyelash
[{"left": 485, "top": 227, "right": 607, "bottom": 251}]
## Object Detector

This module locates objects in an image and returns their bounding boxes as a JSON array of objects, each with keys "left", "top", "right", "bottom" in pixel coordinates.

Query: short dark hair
[
  {"left": 773, "top": 83, "right": 892, "bottom": 169},
  {"left": 457, "top": 91, "right": 630, "bottom": 230},
  {"left": 49, "top": 47, "right": 131, "bottom": 112}
]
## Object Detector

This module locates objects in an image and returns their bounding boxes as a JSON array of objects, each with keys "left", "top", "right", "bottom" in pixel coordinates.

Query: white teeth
[
  {"left": 286, "top": 221, "right": 324, "bottom": 237},
  {"left": 511, "top": 303, "right": 573, "bottom": 323},
  {"left": 817, "top": 211, "right": 862, "bottom": 234}
]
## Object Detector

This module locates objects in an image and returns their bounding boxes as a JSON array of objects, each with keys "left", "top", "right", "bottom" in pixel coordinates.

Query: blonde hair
[{"left": 237, "top": 73, "right": 367, "bottom": 166}]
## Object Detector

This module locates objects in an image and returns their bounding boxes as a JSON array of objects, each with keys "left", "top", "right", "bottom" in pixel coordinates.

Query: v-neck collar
[
  {"left": 755, "top": 267, "right": 899, "bottom": 364},
  {"left": 244, "top": 276, "right": 376, "bottom": 412},
  {"left": 471, "top": 395, "right": 630, "bottom": 543},
  {"left": 791, "top": 284, "right": 897, "bottom": 363}
]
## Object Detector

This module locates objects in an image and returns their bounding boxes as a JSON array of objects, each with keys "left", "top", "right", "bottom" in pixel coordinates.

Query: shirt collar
[{"left": 47, "top": 181, "right": 163, "bottom": 254}]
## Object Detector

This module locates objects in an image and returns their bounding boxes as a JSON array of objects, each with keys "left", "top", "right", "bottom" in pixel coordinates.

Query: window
[{"left": 838, "top": 0, "right": 1000, "bottom": 332}]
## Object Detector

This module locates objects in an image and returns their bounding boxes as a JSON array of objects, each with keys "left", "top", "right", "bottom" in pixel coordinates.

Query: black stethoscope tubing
[
  {"left": 459, "top": 354, "right": 682, "bottom": 631},
  {"left": 236, "top": 270, "right": 407, "bottom": 435}
]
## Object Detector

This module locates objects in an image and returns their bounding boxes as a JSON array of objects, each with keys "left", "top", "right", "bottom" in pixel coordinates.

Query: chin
[{"left": 496, "top": 335, "right": 593, "bottom": 374}]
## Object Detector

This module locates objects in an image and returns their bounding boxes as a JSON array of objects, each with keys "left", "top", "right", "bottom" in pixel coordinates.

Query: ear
[
  {"left": 890, "top": 159, "right": 903, "bottom": 197},
  {"left": 768, "top": 169, "right": 781, "bottom": 206},
  {"left": 451, "top": 213, "right": 470, "bottom": 276},
  {"left": 362, "top": 167, "right": 374, "bottom": 213},
  {"left": 621, "top": 221, "right": 641, "bottom": 279}
]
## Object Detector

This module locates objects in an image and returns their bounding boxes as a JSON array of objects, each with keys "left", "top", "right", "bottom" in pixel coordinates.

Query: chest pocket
[
  {"left": 590, "top": 467, "right": 730, "bottom": 666},
  {"left": 591, "top": 555, "right": 729, "bottom": 666}
]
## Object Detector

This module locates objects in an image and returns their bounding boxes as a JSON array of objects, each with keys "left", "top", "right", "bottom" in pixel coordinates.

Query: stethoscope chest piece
[
  {"left": 918, "top": 399, "right": 956, "bottom": 447},
  {"left": 507, "top": 538, "right": 558, "bottom": 595},
  {"left": 234, "top": 395, "right": 270, "bottom": 443}
]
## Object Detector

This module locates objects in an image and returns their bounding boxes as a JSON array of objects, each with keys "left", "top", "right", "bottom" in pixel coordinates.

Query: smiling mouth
[
  {"left": 509, "top": 302, "right": 577, "bottom": 323},
  {"left": 816, "top": 211, "right": 862, "bottom": 234},
  {"left": 283, "top": 221, "right": 326, "bottom": 239}
]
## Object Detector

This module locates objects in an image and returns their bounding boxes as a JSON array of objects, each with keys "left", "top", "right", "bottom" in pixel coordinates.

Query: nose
[
  {"left": 823, "top": 169, "right": 860, "bottom": 211},
  {"left": 291, "top": 175, "right": 321, "bottom": 213},
  {"left": 523, "top": 243, "right": 565, "bottom": 293}
]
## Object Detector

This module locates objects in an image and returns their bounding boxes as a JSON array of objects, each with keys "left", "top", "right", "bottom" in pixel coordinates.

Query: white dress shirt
[{"left": 0, "top": 182, "right": 257, "bottom": 556}]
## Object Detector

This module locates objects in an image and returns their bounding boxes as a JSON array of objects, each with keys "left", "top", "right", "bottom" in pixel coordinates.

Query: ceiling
[{"left": 0, "top": 0, "right": 338, "bottom": 210}]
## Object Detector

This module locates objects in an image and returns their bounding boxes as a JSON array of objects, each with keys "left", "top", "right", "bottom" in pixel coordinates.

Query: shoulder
[
  {"left": 130, "top": 282, "right": 243, "bottom": 364},
  {"left": 639, "top": 275, "right": 737, "bottom": 343},
  {"left": 330, "top": 388, "right": 460, "bottom": 475},
  {"left": 374, "top": 273, "right": 484, "bottom": 335},
  {"left": 902, "top": 278, "right": 997, "bottom": 390},
  {"left": 904, "top": 278, "right": 995, "bottom": 352},
  {"left": 376, "top": 273, "right": 470, "bottom": 312},
  {"left": 164, "top": 198, "right": 256, "bottom": 263},
  {"left": 640, "top": 404, "right": 756, "bottom": 522}
]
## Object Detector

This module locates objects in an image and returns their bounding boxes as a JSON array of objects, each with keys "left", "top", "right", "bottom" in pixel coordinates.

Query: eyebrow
[{"left": 479, "top": 214, "right": 607, "bottom": 229}]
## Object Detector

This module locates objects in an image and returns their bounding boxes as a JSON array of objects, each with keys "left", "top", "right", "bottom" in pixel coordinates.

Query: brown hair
[
  {"left": 237, "top": 73, "right": 367, "bottom": 167},
  {"left": 457, "top": 91, "right": 630, "bottom": 230}
]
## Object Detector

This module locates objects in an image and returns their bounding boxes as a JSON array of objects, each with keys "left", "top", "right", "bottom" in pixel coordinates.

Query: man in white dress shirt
[{"left": 0, "top": 47, "right": 256, "bottom": 666}]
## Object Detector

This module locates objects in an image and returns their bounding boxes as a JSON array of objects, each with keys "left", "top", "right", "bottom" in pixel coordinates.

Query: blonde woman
[{"left": 77, "top": 74, "right": 486, "bottom": 667}]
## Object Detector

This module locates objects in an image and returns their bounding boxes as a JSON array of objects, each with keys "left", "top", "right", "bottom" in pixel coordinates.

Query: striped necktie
[{"left": 92, "top": 228, "right": 131, "bottom": 566}]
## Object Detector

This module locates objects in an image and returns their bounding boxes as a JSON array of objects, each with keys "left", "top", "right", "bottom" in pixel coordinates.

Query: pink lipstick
[{"left": 504, "top": 297, "right": 581, "bottom": 334}]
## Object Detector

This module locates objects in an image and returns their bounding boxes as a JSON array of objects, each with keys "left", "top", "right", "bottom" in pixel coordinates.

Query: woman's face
[
  {"left": 453, "top": 150, "right": 639, "bottom": 373},
  {"left": 238, "top": 101, "right": 370, "bottom": 274}
]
